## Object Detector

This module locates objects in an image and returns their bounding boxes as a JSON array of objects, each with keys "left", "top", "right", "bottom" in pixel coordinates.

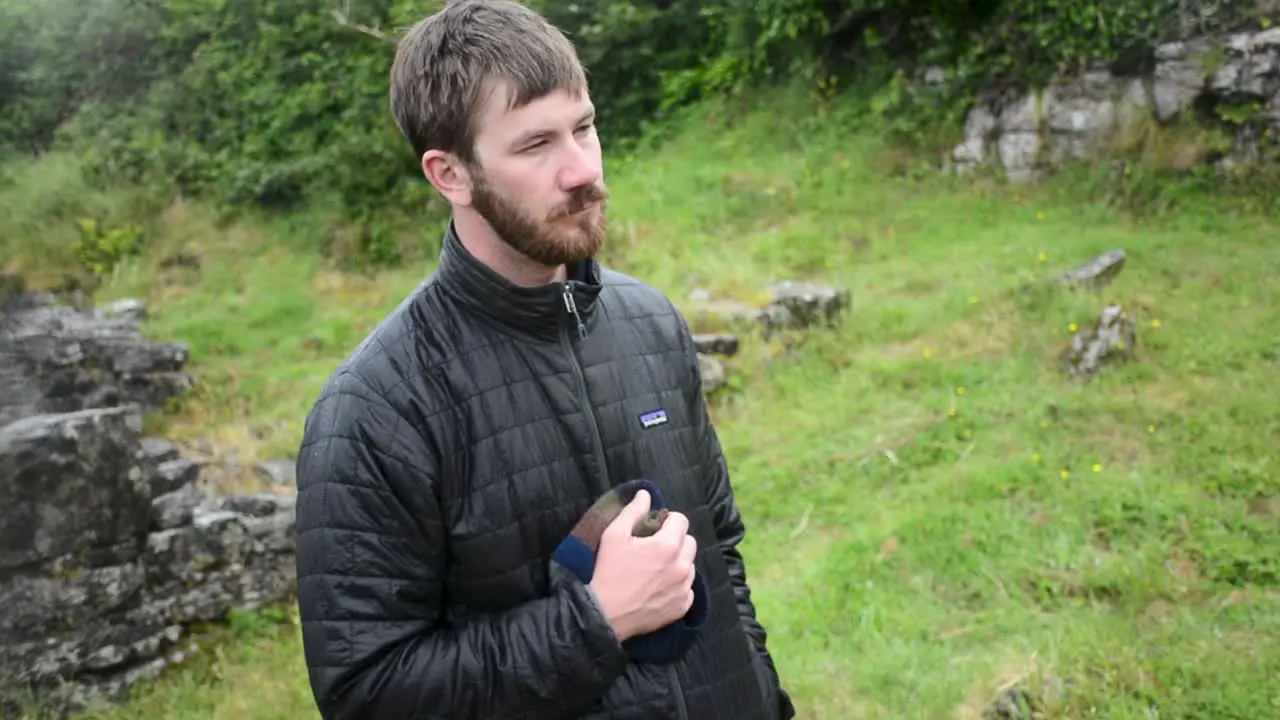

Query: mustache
[{"left": 548, "top": 183, "right": 610, "bottom": 220}]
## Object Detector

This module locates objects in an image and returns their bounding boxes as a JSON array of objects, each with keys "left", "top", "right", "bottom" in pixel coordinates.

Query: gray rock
[
  {"left": 953, "top": 106, "right": 997, "bottom": 170},
  {"left": 997, "top": 133, "right": 1042, "bottom": 182},
  {"left": 984, "top": 687, "right": 1038, "bottom": 720},
  {"left": 0, "top": 382, "right": 295, "bottom": 715},
  {"left": 150, "top": 457, "right": 200, "bottom": 498},
  {"left": 1208, "top": 31, "right": 1280, "bottom": 98},
  {"left": 0, "top": 292, "right": 192, "bottom": 429},
  {"left": 998, "top": 93, "right": 1041, "bottom": 133},
  {"left": 217, "top": 493, "right": 287, "bottom": 518},
  {"left": 94, "top": 298, "right": 147, "bottom": 326},
  {"left": 253, "top": 459, "right": 296, "bottom": 488},
  {"left": 765, "top": 281, "right": 848, "bottom": 332},
  {"left": 151, "top": 482, "right": 203, "bottom": 530},
  {"left": 1045, "top": 71, "right": 1120, "bottom": 162},
  {"left": 982, "top": 674, "right": 1068, "bottom": 720},
  {"left": 688, "top": 281, "right": 847, "bottom": 342},
  {"left": 698, "top": 353, "right": 727, "bottom": 394},
  {"left": 1061, "top": 304, "right": 1138, "bottom": 378},
  {"left": 692, "top": 333, "right": 740, "bottom": 357},
  {"left": 949, "top": 28, "right": 1280, "bottom": 180},
  {"left": 0, "top": 408, "right": 151, "bottom": 572},
  {"left": 1057, "top": 249, "right": 1127, "bottom": 290},
  {"left": 138, "top": 436, "right": 180, "bottom": 465},
  {"left": 1252, "top": 27, "right": 1280, "bottom": 51},
  {"left": 1151, "top": 38, "right": 1212, "bottom": 121}
]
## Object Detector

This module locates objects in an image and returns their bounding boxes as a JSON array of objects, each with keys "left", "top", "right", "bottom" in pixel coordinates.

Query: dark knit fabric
[{"left": 552, "top": 479, "right": 711, "bottom": 664}]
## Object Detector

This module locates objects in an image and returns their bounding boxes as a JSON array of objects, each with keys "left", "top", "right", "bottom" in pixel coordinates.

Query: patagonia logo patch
[{"left": 638, "top": 409, "right": 669, "bottom": 429}]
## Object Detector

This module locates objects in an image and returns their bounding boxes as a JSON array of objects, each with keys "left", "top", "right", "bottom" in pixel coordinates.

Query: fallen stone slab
[
  {"left": 1057, "top": 249, "right": 1127, "bottom": 291},
  {"left": 692, "top": 333, "right": 740, "bottom": 356},
  {"left": 689, "top": 281, "right": 848, "bottom": 337}
]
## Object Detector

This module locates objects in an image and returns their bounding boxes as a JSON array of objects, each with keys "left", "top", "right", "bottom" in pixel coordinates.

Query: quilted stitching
[{"left": 295, "top": 227, "right": 789, "bottom": 720}]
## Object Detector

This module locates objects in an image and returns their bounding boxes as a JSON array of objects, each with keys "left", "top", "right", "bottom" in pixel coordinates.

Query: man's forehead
[{"left": 474, "top": 78, "right": 591, "bottom": 136}]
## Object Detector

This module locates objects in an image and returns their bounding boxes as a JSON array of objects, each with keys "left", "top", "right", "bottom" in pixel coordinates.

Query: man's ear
[{"left": 422, "top": 150, "right": 474, "bottom": 206}]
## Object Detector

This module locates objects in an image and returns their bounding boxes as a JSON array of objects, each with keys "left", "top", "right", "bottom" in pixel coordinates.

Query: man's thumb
[{"left": 610, "top": 489, "right": 651, "bottom": 532}]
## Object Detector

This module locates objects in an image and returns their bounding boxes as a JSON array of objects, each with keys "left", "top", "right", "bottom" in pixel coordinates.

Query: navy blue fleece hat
[{"left": 552, "top": 479, "right": 711, "bottom": 664}]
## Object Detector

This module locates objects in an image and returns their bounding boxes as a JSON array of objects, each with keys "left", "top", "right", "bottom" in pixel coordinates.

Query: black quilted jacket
[{"left": 294, "top": 223, "right": 796, "bottom": 720}]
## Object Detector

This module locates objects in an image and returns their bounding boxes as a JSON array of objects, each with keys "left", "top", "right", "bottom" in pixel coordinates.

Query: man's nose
[{"left": 558, "top": 142, "right": 602, "bottom": 190}]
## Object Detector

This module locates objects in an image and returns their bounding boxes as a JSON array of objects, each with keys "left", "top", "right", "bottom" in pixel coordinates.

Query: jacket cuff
[
  {"left": 581, "top": 580, "right": 621, "bottom": 643},
  {"left": 549, "top": 560, "right": 627, "bottom": 655}
]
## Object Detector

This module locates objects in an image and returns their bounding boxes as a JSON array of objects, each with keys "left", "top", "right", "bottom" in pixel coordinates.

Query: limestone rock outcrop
[
  {"left": 951, "top": 28, "right": 1280, "bottom": 180},
  {"left": 0, "top": 291, "right": 296, "bottom": 715}
]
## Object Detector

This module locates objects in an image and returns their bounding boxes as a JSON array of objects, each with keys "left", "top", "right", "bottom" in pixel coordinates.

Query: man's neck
[{"left": 453, "top": 212, "right": 566, "bottom": 288}]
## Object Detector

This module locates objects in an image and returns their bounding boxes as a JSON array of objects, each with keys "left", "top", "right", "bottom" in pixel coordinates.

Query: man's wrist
[{"left": 584, "top": 582, "right": 626, "bottom": 642}]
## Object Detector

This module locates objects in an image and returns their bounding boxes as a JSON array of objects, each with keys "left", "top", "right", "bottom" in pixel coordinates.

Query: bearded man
[{"left": 292, "top": 1, "right": 794, "bottom": 718}]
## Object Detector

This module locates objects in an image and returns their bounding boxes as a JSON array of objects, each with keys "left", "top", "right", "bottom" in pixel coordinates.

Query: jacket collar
[{"left": 434, "top": 220, "right": 603, "bottom": 342}]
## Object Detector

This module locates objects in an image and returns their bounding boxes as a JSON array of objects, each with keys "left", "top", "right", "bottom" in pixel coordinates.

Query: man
[{"left": 293, "top": 1, "right": 794, "bottom": 718}]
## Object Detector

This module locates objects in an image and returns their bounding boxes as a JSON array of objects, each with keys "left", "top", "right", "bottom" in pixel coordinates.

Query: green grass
[{"left": 7, "top": 86, "right": 1279, "bottom": 719}]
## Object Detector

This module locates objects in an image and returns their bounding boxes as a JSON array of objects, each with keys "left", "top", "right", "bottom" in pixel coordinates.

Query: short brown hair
[{"left": 389, "top": 0, "right": 589, "bottom": 164}]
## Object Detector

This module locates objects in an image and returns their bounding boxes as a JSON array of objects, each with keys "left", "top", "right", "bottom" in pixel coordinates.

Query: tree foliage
[{"left": 0, "top": 0, "right": 1269, "bottom": 225}]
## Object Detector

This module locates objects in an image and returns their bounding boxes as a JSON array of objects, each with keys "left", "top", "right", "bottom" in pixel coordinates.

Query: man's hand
[{"left": 589, "top": 490, "right": 698, "bottom": 641}]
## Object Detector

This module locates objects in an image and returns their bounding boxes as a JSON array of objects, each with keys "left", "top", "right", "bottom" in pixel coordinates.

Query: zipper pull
[{"left": 562, "top": 284, "right": 587, "bottom": 340}]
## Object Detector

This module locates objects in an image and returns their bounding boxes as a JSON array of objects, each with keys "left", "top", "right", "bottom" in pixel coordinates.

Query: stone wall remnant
[{"left": 0, "top": 292, "right": 296, "bottom": 715}]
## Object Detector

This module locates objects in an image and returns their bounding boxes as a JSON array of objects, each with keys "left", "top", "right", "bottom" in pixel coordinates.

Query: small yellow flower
[
  {"left": 1151, "top": 318, "right": 1162, "bottom": 328},
  {"left": 1068, "top": 322, "right": 1078, "bottom": 333},
  {"left": 955, "top": 386, "right": 966, "bottom": 396},
  {"left": 922, "top": 347, "right": 933, "bottom": 359},
  {"left": 1147, "top": 424, "right": 1156, "bottom": 433},
  {"left": 1060, "top": 469, "right": 1070, "bottom": 479},
  {"left": 1031, "top": 453, "right": 1042, "bottom": 463},
  {"left": 1092, "top": 463, "right": 1102, "bottom": 473},
  {"left": 1037, "top": 252, "right": 1046, "bottom": 262}
]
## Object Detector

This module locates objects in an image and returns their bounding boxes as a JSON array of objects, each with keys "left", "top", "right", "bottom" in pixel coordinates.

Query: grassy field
[{"left": 5, "top": 86, "right": 1279, "bottom": 719}]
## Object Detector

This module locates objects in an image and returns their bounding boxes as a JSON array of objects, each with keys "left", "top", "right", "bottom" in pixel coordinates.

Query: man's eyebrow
[{"left": 510, "top": 108, "right": 597, "bottom": 149}]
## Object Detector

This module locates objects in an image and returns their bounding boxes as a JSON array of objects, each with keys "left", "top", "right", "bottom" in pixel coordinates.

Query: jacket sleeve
[
  {"left": 294, "top": 371, "right": 629, "bottom": 720},
  {"left": 675, "top": 312, "right": 797, "bottom": 720}
]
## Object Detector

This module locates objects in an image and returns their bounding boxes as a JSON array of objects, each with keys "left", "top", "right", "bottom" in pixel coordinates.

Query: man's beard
[{"left": 469, "top": 168, "right": 610, "bottom": 268}]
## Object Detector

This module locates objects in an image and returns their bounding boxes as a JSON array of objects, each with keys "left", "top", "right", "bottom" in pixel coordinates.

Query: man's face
[{"left": 465, "top": 82, "right": 609, "bottom": 268}]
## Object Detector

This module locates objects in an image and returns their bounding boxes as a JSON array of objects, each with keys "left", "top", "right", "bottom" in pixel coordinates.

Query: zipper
[
  {"left": 562, "top": 284, "right": 588, "bottom": 340},
  {"left": 561, "top": 283, "right": 609, "bottom": 494},
  {"left": 563, "top": 282, "right": 688, "bottom": 719}
]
